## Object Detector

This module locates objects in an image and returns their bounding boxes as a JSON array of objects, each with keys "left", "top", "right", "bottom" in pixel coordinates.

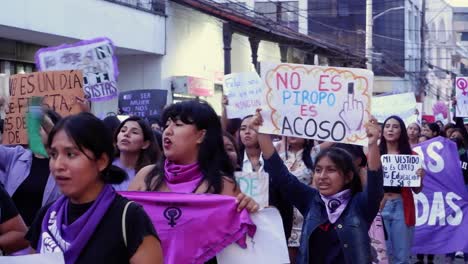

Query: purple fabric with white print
[
  {"left": 411, "top": 137, "right": 468, "bottom": 253},
  {"left": 35, "top": 37, "right": 119, "bottom": 102}
]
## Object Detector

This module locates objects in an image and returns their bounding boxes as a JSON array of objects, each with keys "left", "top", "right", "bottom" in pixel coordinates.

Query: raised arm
[
  {"left": 357, "top": 117, "right": 384, "bottom": 223},
  {"left": 249, "top": 109, "right": 315, "bottom": 215}
]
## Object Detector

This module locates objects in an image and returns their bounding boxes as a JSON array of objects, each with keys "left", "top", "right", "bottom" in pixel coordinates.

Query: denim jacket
[
  {"left": 0, "top": 145, "right": 61, "bottom": 207},
  {"left": 264, "top": 152, "right": 383, "bottom": 264}
]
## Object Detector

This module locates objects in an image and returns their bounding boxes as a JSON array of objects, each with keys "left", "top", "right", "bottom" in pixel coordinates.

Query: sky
[{"left": 446, "top": 0, "right": 468, "bottom": 7}]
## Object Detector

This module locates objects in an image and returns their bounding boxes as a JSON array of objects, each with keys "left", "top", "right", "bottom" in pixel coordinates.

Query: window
[
  {"left": 254, "top": 1, "right": 299, "bottom": 31},
  {"left": 461, "top": 32, "right": 468, "bottom": 41},
  {"left": 308, "top": 0, "right": 337, "bottom": 17},
  {"left": 105, "top": 0, "right": 165, "bottom": 14}
]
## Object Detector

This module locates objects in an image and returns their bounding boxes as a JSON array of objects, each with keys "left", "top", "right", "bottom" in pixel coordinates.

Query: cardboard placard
[
  {"left": 35, "top": 37, "right": 118, "bottom": 101},
  {"left": 3, "top": 70, "right": 85, "bottom": 145},
  {"left": 223, "top": 72, "right": 263, "bottom": 119},
  {"left": 381, "top": 154, "right": 422, "bottom": 187},
  {"left": 118, "top": 89, "right": 167, "bottom": 118},
  {"left": 455, "top": 77, "right": 468, "bottom": 117},
  {"left": 259, "top": 62, "right": 373, "bottom": 147},
  {"left": 234, "top": 171, "right": 269, "bottom": 209}
]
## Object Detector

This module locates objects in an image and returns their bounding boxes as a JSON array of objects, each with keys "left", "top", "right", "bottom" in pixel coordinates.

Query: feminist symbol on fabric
[
  {"left": 327, "top": 199, "right": 342, "bottom": 213},
  {"left": 164, "top": 207, "right": 182, "bottom": 227},
  {"left": 457, "top": 78, "right": 468, "bottom": 96}
]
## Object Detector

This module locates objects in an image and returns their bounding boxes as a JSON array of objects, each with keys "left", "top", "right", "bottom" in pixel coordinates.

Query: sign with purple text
[
  {"left": 223, "top": 72, "right": 263, "bottom": 119},
  {"left": 381, "top": 154, "right": 422, "bottom": 187},
  {"left": 35, "top": 37, "right": 119, "bottom": 102},
  {"left": 455, "top": 77, "right": 468, "bottom": 117},
  {"left": 259, "top": 62, "right": 373, "bottom": 146},
  {"left": 411, "top": 137, "right": 468, "bottom": 254}
]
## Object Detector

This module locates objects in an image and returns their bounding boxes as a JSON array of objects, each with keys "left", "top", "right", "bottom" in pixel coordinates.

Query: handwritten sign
[
  {"left": 223, "top": 72, "right": 263, "bottom": 118},
  {"left": 455, "top": 77, "right": 468, "bottom": 117},
  {"left": 0, "top": 253, "right": 64, "bottom": 264},
  {"left": 35, "top": 37, "right": 118, "bottom": 101},
  {"left": 234, "top": 171, "right": 269, "bottom": 208},
  {"left": 3, "top": 70, "right": 85, "bottom": 145},
  {"left": 373, "top": 93, "right": 418, "bottom": 125},
  {"left": 381, "top": 154, "right": 422, "bottom": 187},
  {"left": 118, "top": 89, "right": 167, "bottom": 118},
  {"left": 217, "top": 207, "right": 289, "bottom": 264},
  {"left": 259, "top": 62, "right": 373, "bottom": 146}
]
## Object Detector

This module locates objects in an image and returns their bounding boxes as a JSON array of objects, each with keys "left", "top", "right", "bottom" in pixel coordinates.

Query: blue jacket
[{"left": 264, "top": 152, "right": 383, "bottom": 264}]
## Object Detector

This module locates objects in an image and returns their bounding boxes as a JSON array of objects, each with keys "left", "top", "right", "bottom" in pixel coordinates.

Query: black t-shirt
[
  {"left": 26, "top": 194, "right": 158, "bottom": 264},
  {"left": 459, "top": 151, "right": 468, "bottom": 184},
  {"left": 12, "top": 155, "right": 50, "bottom": 226},
  {"left": 0, "top": 184, "right": 19, "bottom": 224},
  {"left": 308, "top": 222, "right": 345, "bottom": 264}
]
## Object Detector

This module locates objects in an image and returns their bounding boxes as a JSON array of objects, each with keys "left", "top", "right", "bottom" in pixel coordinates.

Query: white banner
[
  {"left": 35, "top": 37, "right": 119, "bottom": 102},
  {"left": 259, "top": 62, "right": 373, "bottom": 147},
  {"left": 224, "top": 72, "right": 263, "bottom": 119},
  {"left": 381, "top": 154, "right": 422, "bottom": 187},
  {"left": 217, "top": 208, "right": 289, "bottom": 264},
  {"left": 455, "top": 77, "right": 468, "bottom": 117},
  {"left": 372, "top": 93, "right": 417, "bottom": 126}
]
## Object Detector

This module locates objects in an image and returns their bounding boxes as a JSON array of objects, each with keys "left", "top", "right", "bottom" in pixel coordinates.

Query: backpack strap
[{"left": 122, "top": 201, "right": 134, "bottom": 247}]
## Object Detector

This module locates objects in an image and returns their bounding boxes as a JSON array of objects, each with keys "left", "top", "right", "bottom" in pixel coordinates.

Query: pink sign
[{"left": 188, "top": 76, "right": 214, "bottom": 97}]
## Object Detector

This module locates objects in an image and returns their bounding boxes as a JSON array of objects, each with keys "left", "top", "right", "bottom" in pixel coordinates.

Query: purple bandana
[
  {"left": 164, "top": 160, "right": 204, "bottom": 193},
  {"left": 320, "top": 189, "right": 352, "bottom": 224},
  {"left": 38, "top": 185, "right": 116, "bottom": 264}
]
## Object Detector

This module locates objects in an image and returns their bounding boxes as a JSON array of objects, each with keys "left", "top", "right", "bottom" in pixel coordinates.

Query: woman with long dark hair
[
  {"left": 113, "top": 116, "right": 161, "bottom": 191},
  {"left": 379, "top": 115, "right": 424, "bottom": 264},
  {"left": 26, "top": 113, "right": 162, "bottom": 264},
  {"left": 251, "top": 109, "right": 383, "bottom": 263}
]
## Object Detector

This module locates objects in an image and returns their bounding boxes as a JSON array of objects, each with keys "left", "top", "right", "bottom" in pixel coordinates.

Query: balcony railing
[{"left": 105, "top": 0, "right": 165, "bottom": 15}]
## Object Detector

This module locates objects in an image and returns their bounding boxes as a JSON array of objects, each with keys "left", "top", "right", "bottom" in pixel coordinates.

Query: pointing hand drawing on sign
[{"left": 339, "top": 83, "right": 364, "bottom": 132}]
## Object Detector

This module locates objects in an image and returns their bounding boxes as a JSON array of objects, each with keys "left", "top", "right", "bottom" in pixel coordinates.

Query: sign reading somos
[{"left": 259, "top": 62, "right": 373, "bottom": 147}]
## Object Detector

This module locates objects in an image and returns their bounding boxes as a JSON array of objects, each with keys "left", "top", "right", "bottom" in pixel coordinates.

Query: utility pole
[{"left": 365, "top": 0, "right": 373, "bottom": 70}]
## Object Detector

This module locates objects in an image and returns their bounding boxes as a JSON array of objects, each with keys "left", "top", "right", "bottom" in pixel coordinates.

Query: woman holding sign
[
  {"left": 0, "top": 109, "right": 62, "bottom": 227},
  {"left": 26, "top": 113, "right": 163, "bottom": 264},
  {"left": 250, "top": 109, "right": 383, "bottom": 264},
  {"left": 112, "top": 117, "right": 161, "bottom": 191},
  {"left": 379, "top": 115, "right": 424, "bottom": 264}
]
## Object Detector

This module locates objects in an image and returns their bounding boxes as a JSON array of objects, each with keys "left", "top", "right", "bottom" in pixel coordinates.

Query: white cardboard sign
[
  {"left": 223, "top": 72, "right": 263, "bottom": 119},
  {"left": 381, "top": 154, "right": 422, "bottom": 187},
  {"left": 455, "top": 77, "right": 468, "bottom": 117},
  {"left": 234, "top": 171, "right": 269, "bottom": 209}
]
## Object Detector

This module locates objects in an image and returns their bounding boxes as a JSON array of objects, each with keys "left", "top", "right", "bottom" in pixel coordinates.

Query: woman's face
[
  {"left": 287, "top": 136, "right": 306, "bottom": 149},
  {"left": 223, "top": 136, "right": 238, "bottom": 168},
  {"left": 446, "top": 128, "right": 455, "bottom": 139},
  {"left": 313, "top": 156, "right": 351, "bottom": 196},
  {"left": 418, "top": 136, "right": 428, "bottom": 143},
  {"left": 383, "top": 118, "right": 402, "bottom": 143},
  {"left": 240, "top": 117, "right": 259, "bottom": 148},
  {"left": 450, "top": 131, "right": 463, "bottom": 142},
  {"left": 117, "top": 121, "right": 149, "bottom": 153},
  {"left": 163, "top": 118, "right": 205, "bottom": 164},
  {"left": 407, "top": 123, "right": 420, "bottom": 140},
  {"left": 421, "top": 125, "right": 433, "bottom": 138},
  {"left": 49, "top": 130, "right": 108, "bottom": 202}
]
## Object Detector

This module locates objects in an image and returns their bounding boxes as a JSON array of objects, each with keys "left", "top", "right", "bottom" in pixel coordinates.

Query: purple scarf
[
  {"left": 164, "top": 159, "right": 203, "bottom": 193},
  {"left": 38, "top": 185, "right": 116, "bottom": 264},
  {"left": 320, "top": 189, "right": 352, "bottom": 224}
]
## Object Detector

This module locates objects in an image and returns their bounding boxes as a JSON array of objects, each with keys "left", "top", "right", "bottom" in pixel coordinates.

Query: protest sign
[
  {"left": 381, "top": 154, "right": 422, "bottom": 187},
  {"left": 411, "top": 137, "right": 468, "bottom": 254},
  {"left": 0, "top": 74, "right": 9, "bottom": 118},
  {"left": 118, "top": 89, "right": 167, "bottom": 118},
  {"left": 259, "top": 62, "right": 373, "bottom": 147},
  {"left": 0, "top": 253, "right": 64, "bottom": 264},
  {"left": 372, "top": 93, "right": 417, "bottom": 126},
  {"left": 35, "top": 37, "right": 118, "bottom": 101},
  {"left": 3, "top": 70, "right": 85, "bottom": 145},
  {"left": 217, "top": 207, "right": 289, "bottom": 264},
  {"left": 223, "top": 72, "right": 263, "bottom": 118},
  {"left": 456, "top": 77, "right": 468, "bottom": 117},
  {"left": 234, "top": 171, "right": 269, "bottom": 209}
]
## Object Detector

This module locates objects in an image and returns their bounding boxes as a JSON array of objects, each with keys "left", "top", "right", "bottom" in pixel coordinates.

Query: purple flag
[{"left": 412, "top": 136, "right": 468, "bottom": 254}]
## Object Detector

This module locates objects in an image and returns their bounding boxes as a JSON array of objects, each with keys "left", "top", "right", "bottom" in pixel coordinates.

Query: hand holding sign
[
  {"left": 339, "top": 83, "right": 364, "bottom": 132},
  {"left": 365, "top": 116, "right": 381, "bottom": 146}
]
